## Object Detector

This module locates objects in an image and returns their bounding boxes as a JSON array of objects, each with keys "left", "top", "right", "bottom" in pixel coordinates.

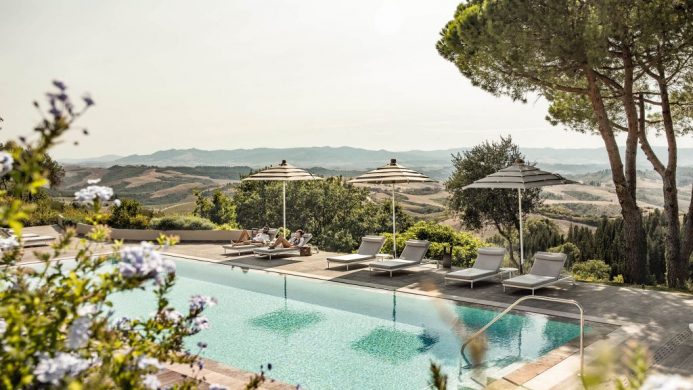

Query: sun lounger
[
  {"left": 221, "top": 228, "right": 278, "bottom": 255},
  {"left": 502, "top": 252, "right": 573, "bottom": 295},
  {"left": 0, "top": 228, "right": 55, "bottom": 247},
  {"left": 368, "top": 240, "right": 430, "bottom": 277},
  {"left": 325, "top": 236, "right": 385, "bottom": 270},
  {"left": 253, "top": 234, "right": 313, "bottom": 260},
  {"left": 444, "top": 247, "right": 506, "bottom": 288}
]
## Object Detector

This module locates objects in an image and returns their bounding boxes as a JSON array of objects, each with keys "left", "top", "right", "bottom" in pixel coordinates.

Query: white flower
[
  {"left": 119, "top": 242, "right": 175, "bottom": 285},
  {"left": 0, "top": 152, "right": 13, "bottom": 176},
  {"left": 189, "top": 295, "right": 217, "bottom": 312},
  {"left": 0, "top": 236, "right": 18, "bottom": 250},
  {"left": 67, "top": 317, "right": 91, "bottom": 349},
  {"left": 142, "top": 374, "right": 161, "bottom": 390},
  {"left": 76, "top": 303, "right": 99, "bottom": 316},
  {"left": 0, "top": 318, "right": 6, "bottom": 335},
  {"left": 34, "top": 352, "right": 90, "bottom": 384},
  {"left": 74, "top": 185, "right": 114, "bottom": 205},
  {"left": 86, "top": 178, "right": 101, "bottom": 184},
  {"left": 113, "top": 199, "right": 122, "bottom": 207},
  {"left": 190, "top": 316, "right": 210, "bottom": 333},
  {"left": 209, "top": 385, "right": 229, "bottom": 390},
  {"left": 137, "top": 356, "right": 163, "bottom": 370},
  {"left": 162, "top": 309, "right": 183, "bottom": 323},
  {"left": 641, "top": 374, "right": 693, "bottom": 390}
]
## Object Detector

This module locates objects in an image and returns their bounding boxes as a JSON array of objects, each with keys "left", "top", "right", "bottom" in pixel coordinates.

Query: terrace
[{"left": 19, "top": 225, "right": 693, "bottom": 389}]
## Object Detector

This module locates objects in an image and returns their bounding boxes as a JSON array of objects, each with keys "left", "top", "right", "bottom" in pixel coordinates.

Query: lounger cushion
[
  {"left": 502, "top": 274, "right": 556, "bottom": 288},
  {"left": 530, "top": 252, "right": 567, "bottom": 278},
  {"left": 326, "top": 254, "right": 374, "bottom": 263},
  {"left": 369, "top": 260, "right": 418, "bottom": 270},
  {"left": 445, "top": 268, "right": 497, "bottom": 280},
  {"left": 474, "top": 247, "right": 505, "bottom": 271}
]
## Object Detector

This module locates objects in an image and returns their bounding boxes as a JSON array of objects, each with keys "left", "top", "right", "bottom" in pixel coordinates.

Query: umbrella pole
[
  {"left": 392, "top": 182, "right": 397, "bottom": 258},
  {"left": 518, "top": 188, "right": 524, "bottom": 273},
  {"left": 282, "top": 181, "right": 287, "bottom": 237}
]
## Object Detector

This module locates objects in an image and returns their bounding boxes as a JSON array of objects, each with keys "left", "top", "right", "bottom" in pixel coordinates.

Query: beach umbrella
[
  {"left": 242, "top": 160, "right": 322, "bottom": 235},
  {"left": 349, "top": 159, "right": 435, "bottom": 257},
  {"left": 462, "top": 159, "right": 577, "bottom": 272}
]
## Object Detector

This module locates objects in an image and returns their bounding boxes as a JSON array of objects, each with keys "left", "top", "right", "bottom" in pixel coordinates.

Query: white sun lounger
[
  {"left": 222, "top": 228, "right": 278, "bottom": 255},
  {"left": 253, "top": 234, "right": 313, "bottom": 260},
  {"left": 368, "top": 240, "right": 430, "bottom": 277},
  {"left": 0, "top": 228, "right": 55, "bottom": 247},
  {"left": 325, "top": 236, "right": 385, "bottom": 270},
  {"left": 502, "top": 252, "right": 573, "bottom": 295},
  {"left": 444, "top": 247, "right": 506, "bottom": 288}
]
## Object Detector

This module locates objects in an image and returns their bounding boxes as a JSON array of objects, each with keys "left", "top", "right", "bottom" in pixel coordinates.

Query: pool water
[{"left": 108, "top": 256, "right": 582, "bottom": 389}]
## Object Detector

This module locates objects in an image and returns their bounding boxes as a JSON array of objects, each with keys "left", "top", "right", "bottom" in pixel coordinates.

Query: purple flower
[
  {"left": 141, "top": 374, "right": 160, "bottom": 390},
  {"left": 137, "top": 356, "right": 163, "bottom": 370},
  {"left": 209, "top": 385, "right": 228, "bottom": 390},
  {"left": 74, "top": 185, "right": 114, "bottom": 204},
  {"left": 197, "top": 341, "right": 208, "bottom": 349},
  {"left": 0, "top": 152, "right": 12, "bottom": 176},
  {"left": 67, "top": 317, "right": 91, "bottom": 349},
  {"left": 34, "top": 352, "right": 89, "bottom": 384},
  {"left": 190, "top": 316, "right": 210, "bottom": 334},
  {"left": 56, "top": 93, "right": 68, "bottom": 102},
  {"left": 48, "top": 108, "right": 62, "bottom": 118},
  {"left": 52, "top": 80, "right": 67, "bottom": 90},
  {"left": 82, "top": 94, "right": 95, "bottom": 106},
  {"left": 118, "top": 242, "right": 176, "bottom": 285},
  {"left": 189, "top": 295, "right": 217, "bottom": 312}
]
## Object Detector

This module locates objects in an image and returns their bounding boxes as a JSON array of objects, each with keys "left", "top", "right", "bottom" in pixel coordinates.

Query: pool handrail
[{"left": 459, "top": 295, "right": 584, "bottom": 381}]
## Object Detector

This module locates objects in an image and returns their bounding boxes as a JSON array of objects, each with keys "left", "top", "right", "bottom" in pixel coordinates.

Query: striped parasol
[
  {"left": 463, "top": 159, "right": 577, "bottom": 270},
  {"left": 242, "top": 160, "right": 322, "bottom": 234},
  {"left": 349, "top": 159, "right": 435, "bottom": 256}
]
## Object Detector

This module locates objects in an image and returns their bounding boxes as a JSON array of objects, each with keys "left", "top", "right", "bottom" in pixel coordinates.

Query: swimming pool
[{"left": 108, "top": 256, "right": 582, "bottom": 389}]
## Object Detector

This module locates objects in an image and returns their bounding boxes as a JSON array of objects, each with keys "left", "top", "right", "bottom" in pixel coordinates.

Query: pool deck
[{"left": 16, "top": 226, "right": 693, "bottom": 389}]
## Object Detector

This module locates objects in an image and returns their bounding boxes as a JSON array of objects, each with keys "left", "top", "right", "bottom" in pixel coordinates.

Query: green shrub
[
  {"left": 612, "top": 274, "right": 625, "bottom": 284},
  {"left": 108, "top": 198, "right": 152, "bottom": 229},
  {"left": 381, "top": 221, "right": 487, "bottom": 267},
  {"left": 149, "top": 215, "right": 216, "bottom": 230},
  {"left": 572, "top": 259, "right": 611, "bottom": 282},
  {"left": 25, "top": 198, "right": 91, "bottom": 226},
  {"left": 548, "top": 242, "right": 581, "bottom": 267}
]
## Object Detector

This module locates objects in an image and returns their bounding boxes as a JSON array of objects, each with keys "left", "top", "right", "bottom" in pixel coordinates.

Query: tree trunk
[{"left": 584, "top": 67, "right": 647, "bottom": 283}]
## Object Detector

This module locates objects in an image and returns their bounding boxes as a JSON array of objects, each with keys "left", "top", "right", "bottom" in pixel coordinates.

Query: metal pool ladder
[{"left": 459, "top": 296, "right": 584, "bottom": 380}]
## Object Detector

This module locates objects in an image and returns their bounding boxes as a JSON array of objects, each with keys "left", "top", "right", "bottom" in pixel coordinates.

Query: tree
[
  {"left": 437, "top": 0, "right": 693, "bottom": 286},
  {"left": 446, "top": 136, "right": 542, "bottom": 268},
  {"left": 193, "top": 189, "right": 237, "bottom": 226},
  {"left": 232, "top": 177, "right": 412, "bottom": 252}
]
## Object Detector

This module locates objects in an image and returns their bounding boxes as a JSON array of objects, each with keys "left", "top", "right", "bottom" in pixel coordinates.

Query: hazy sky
[{"left": 2, "top": 0, "right": 690, "bottom": 159}]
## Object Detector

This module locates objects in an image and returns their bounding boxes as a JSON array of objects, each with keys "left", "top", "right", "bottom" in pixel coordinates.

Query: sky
[{"left": 1, "top": 0, "right": 690, "bottom": 159}]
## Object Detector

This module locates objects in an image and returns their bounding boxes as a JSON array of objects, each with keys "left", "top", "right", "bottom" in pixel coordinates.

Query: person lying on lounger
[
  {"left": 251, "top": 226, "right": 271, "bottom": 244},
  {"left": 269, "top": 229, "right": 305, "bottom": 249}
]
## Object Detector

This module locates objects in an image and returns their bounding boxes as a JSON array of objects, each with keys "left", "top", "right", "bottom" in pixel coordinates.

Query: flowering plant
[{"left": 0, "top": 82, "right": 221, "bottom": 389}]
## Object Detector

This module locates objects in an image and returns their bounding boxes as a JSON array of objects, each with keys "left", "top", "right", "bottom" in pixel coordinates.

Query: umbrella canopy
[
  {"left": 463, "top": 159, "right": 577, "bottom": 271},
  {"left": 349, "top": 159, "right": 435, "bottom": 256},
  {"left": 349, "top": 159, "right": 433, "bottom": 184},
  {"left": 462, "top": 159, "right": 577, "bottom": 190},
  {"left": 242, "top": 160, "right": 322, "bottom": 234}
]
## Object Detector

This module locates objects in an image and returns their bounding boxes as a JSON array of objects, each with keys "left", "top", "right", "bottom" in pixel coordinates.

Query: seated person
[
  {"left": 269, "top": 229, "right": 305, "bottom": 249},
  {"left": 251, "top": 226, "right": 271, "bottom": 244}
]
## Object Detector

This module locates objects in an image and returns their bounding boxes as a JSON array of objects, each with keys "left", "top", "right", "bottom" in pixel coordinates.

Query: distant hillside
[{"left": 60, "top": 146, "right": 693, "bottom": 173}]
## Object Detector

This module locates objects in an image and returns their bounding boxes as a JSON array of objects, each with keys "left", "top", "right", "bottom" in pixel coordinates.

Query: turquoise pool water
[{"left": 106, "top": 256, "right": 582, "bottom": 389}]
